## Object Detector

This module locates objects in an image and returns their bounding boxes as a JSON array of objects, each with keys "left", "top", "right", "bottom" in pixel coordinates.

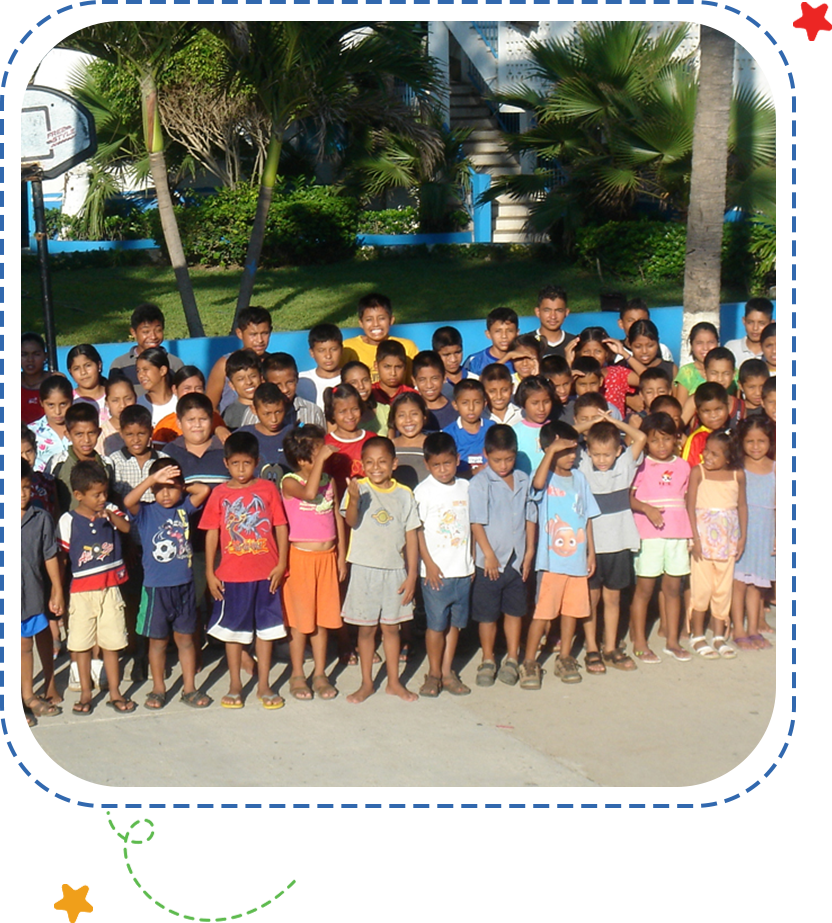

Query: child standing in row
[
  {"left": 201, "top": 431, "right": 289, "bottom": 709},
  {"left": 414, "top": 432, "right": 474, "bottom": 697},
  {"left": 341, "top": 437, "right": 421, "bottom": 704},
  {"left": 280, "top": 426, "right": 346, "bottom": 700},
  {"left": 686, "top": 431, "right": 747, "bottom": 658}
]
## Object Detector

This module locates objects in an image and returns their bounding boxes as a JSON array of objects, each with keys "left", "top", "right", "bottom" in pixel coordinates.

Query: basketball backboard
[{"left": 21, "top": 85, "right": 96, "bottom": 180}]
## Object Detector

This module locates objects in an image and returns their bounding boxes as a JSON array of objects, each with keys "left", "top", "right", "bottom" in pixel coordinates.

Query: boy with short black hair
[
  {"left": 541, "top": 353, "right": 573, "bottom": 410},
  {"left": 761, "top": 377, "right": 776, "bottom": 422},
  {"left": 463, "top": 307, "right": 520, "bottom": 376},
  {"left": 297, "top": 323, "right": 343, "bottom": 408},
  {"left": 238, "top": 382, "right": 295, "bottom": 482},
  {"left": 481, "top": 362, "right": 522, "bottom": 427},
  {"left": 108, "top": 303, "right": 184, "bottom": 396},
  {"left": 412, "top": 350, "right": 457, "bottom": 430},
  {"left": 627, "top": 367, "right": 672, "bottom": 426},
  {"left": 681, "top": 348, "right": 743, "bottom": 428},
  {"left": 48, "top": 402, "right": 112, "bottom": 513},
  {"left": 341, "top": 292, "right": 419, "bottom": 383},
  {"left": 562, "top": 359, "right": 623, "bottom": 423},
  {"left": 124, "top": 459, "right": 212, "bottom": 709},
  {"left": 206, "top": 305, "right": 273, "bottom": 410},
  {"left": 340, "top": 436, "right": 421, "bottom": 704},
  {"left": 442, "top": 379, "right": 495, "bottom": 477},
  {"left": 682, "top": 382, "right": 731, "bottom": 466},
  {"left": 164, "top": 393, "right": 230, "bottom": 487},
  {"left": 433, "top": 325, "right": 478, "bottom": 399},
  {"left": 469, "top": 424, "right": 537, "bottom": 687},
  {"left": 58, "top": 461, "right": 134, "bottom": 714},
  {"left": 738, "top": 358, "right": 770, "bottom": 417},
  {"left": 533, "top": 285, "right": 575, "bottom": 358},
  {"left": 222, "top": 349, "right": 263, "bottom": 429},
  {"left": 262, "top": 352, "right": 326, "bottom": 428},
  {"left": 760, "top": 322, "right": 776, "bottom": 375},
  {"left": 724, "top": 297, "right": 774, "bottom": 364},
  {"left": 371, "top": 340, "right": 416, "bottom": 405},
  {"left": 21, "top": 458, "right": 64, "bottom": 722},
  {"left": 414, "top": 431, "right": 474, "bottom": 697},
  {"left": 201, "top": 430, "right": 289, "bottom": 709},
  {"left": 520, "top": 421, "right": 600, "bottom": 688},
  {"left": 106, "top": 403, "right": 169, "bottom": 502}
]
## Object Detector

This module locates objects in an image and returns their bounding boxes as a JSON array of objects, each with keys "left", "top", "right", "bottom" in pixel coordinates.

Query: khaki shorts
[{"left": 67, "top": 586, "right": 128, "bottom": 652}]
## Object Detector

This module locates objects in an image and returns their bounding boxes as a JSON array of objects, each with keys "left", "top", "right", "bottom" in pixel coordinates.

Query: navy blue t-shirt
[
  {"left": 133, "top": 497, "right": 197, "bottom": 587},
  {"left": 237, "top": 424, "right": 290, "bottom": 484},
  {"left": 424, "top": 400, "right": 459, "bottom": 433}
]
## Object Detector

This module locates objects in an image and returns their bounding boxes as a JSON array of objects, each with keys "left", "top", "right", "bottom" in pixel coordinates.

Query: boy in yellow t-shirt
[{"left": 341, "top": 292, "right": 418, "bottom": 384}]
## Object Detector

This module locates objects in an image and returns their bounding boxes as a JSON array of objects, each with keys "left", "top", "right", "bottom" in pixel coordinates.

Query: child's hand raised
[
  {"left": 603, "top": 338, "right": 627, "bottom": 358},
  {"left": 151, "top": 464, "right": 181, "bottom": 485},
  {"left": 547, "top": 437, "right": 578, "bottom": 455},
  {"left": 346, "top": 477, "right": 361, "bottom": 502},
  {"left": 318, "top": 443, "right": 335, "bottom": 463}
]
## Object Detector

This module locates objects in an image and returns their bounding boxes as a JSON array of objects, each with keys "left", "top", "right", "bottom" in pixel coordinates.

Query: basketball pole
[{"left": 29, "top": 172, "right": 59, "bottom": 372}]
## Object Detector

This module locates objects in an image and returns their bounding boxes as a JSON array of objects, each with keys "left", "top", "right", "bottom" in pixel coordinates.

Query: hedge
[
  {"left": 575, "top": 218, "right": 775, "bottom": 293},
  {"left": 148, "top": 182, "right": 360, "bottom": 268}
]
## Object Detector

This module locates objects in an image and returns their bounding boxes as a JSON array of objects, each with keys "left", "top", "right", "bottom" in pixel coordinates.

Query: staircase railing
[{"left": 471, "top": 22, "right": 498, "bottom": 58}]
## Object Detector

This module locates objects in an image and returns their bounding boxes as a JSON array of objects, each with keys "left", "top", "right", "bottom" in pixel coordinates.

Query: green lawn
[{"left": 21, "top": 253, "right": 748, "bottom": 346}]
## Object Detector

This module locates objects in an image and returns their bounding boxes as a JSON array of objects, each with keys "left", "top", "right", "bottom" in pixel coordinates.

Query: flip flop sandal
[
  {"left": 289, "top": 677, "right": 313, "bottom": 701},
  {"left": 441, "top": 672, "right": 471, "bottom": 696},
  {"left": 419, "top": 675, "right": 442, "bottom": 698},
  {"left": 143, "top": 692, "right": 167, "bottom": 710},
  {"left": 180, "top": 690, "right": 212, "bottom": 708},
  {"left": 733, "top": 636, "right": 757, "bottom": 651},
  {"left": 221, "top": 694, "right": 244, "bottom": 709},
  {"left": 399, "top": 644, "right": 410, "bottom": 663},
  {"left": 311, "top": 675, "right": 338, "bottom": 700},
  {"left": 584, "top": 652, "right": 606, "bottom": 675},
  {"left": 712, "top": 636, "right": 737, "bottom": 659},
  {"left": 258, "top": 693, "right": 285, "bottom": 710},
  {"left": 690, "top": 636, "right": 720, "bottom": 660},
  {"left": 602, "top": 648, "right": 637, "bottom": 671},
  {"left": 633, "top": 648, "right": 662, "bottom": 664},
  {"left": 476, "top": 660, "right": 497, "bottom": 687},
  {"left": 106, "top": 698, "right": 137, "bottom": 714},
  {"left": 24, "top": 695, "right": 62, "bottom": 718},
  {"left": 497, "top": 658, "right": 520, "bottom": 685},
  {"left": 662, "top": 647, "right": 692, "bottom": 662},
  {"left": 72, "top": 699, "right": 94, "bottom": 716}
]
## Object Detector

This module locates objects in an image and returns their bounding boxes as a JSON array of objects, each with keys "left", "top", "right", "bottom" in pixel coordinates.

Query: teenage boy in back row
[{"left": 341, "top": 293, "right": 419, "bottom": 383}]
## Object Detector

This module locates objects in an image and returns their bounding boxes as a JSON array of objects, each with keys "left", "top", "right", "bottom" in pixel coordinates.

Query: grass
[{"left": 21, "top": 251, "right": 748, "bottom": 346}]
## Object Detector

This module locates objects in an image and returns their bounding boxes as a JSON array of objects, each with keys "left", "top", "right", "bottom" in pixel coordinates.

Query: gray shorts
[{"left": 342, "top": 564, "right": 414, "bottom": 626}]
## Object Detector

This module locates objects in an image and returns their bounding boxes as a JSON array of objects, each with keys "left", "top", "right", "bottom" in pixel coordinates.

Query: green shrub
[
  {"left": 575, "top": 218, "right": 775, "bottom": 293},
  {"left": 357, "top": 206, "right": 419, "bottom": 235},
  {"left": 44, "top": 206, "right": 152, "bottom": 242},
  {"left": 149, "top": 182, "right": 360, "bottom": 268}
]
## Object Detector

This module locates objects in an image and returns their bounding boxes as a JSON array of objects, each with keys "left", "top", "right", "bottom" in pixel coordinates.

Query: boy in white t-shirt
[
  {"left": 297, "top": 323, "right": 343, "bottom": 409},
  {"left": 414, "top": 432, "right": 474, "bottom": 697}
]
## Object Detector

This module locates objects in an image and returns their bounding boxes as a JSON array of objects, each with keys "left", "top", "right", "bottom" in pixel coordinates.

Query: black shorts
[
  {"left": 136, "top": 584, "right": 198, "bottom": 639},
  {"left": 588, "top": 550, "right": 633, "bottom": 592},
  {"left": 471, "top": 565, "right": 527, "bottom": 623}
]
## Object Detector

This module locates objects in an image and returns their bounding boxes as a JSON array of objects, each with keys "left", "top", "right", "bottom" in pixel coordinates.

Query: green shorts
[{"left": 634, "top": 538, "right": 690, "bottom": 578}]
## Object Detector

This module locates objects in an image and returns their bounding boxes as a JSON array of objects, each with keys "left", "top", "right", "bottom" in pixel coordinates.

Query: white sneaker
[
  {"left": 91, "top": 658, "right": 108, "bottom": 689},
  {"left": 67, "top": 661, "right": 81, "bottom": 692}
]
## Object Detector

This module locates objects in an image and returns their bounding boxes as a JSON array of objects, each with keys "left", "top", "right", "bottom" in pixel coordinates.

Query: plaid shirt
[{"left": 105, "top": 447, "right": 169, "bottom": 504}]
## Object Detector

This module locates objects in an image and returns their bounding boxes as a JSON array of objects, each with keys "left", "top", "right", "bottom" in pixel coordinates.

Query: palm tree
[
  {"left": 681, "top": 26, "right": 736, "bottom": 359},
  {"left": 211, "top": 21, "right": 442, "bottom": 329},
  {"left": 59, "top": 23, "right": 206, "bottom": 337},
  {"left": 482, "top": 21, "right": 774, "bottom": 250}
]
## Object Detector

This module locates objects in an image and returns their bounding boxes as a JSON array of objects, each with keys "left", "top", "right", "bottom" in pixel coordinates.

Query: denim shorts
[{"left": 421, "top": 575, "right": 472, "bottom": 632}]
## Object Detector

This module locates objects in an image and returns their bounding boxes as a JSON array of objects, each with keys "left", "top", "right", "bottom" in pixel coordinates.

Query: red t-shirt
[
  {"left": 371, "top": 383, "right": 417, "bottom": 406},
  {"left": 23, "top": 387, "right": 44, "bottom": 425},
  {"left": 325, "top": 430, "right": 373, "bottom": 498},
  {"left": 199, "top": 479, "right": 287, "bottom": 583}
]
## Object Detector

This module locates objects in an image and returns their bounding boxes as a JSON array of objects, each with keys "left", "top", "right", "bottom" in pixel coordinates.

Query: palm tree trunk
[
  {"left": 232, "top": 133, "right": 281, "bottom": 332},
  {"left": 140, "top": 72, "right": 205, "bottom": 338},
  {"left": 681, "top": 26, "right": 735, "bottom": 362}
]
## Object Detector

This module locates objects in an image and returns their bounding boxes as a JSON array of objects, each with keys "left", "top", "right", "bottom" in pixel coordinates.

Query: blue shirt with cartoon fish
[{"left": 533, "top": 469, "right": 601, "bottom": 577}]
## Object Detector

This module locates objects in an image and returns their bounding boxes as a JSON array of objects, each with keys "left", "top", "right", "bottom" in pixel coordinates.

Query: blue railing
[
  {"left": 467, "top": 63, "right": 515, "bottom": 136},
  {"left": 472, "top": 22, "right": 499, "bottom": 58}
]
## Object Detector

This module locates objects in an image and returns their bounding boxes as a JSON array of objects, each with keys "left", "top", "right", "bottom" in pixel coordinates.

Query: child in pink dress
[{"left": 685, "top": 431, "right": 748, "bottom": 659}]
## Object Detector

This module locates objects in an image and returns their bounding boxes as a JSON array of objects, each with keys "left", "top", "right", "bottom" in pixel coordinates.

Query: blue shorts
[
  {"left": 422, "top": 576, "right": 472, "bottom": 632},
  {"left": 136, "top": 584, "right": 198, "bottom": 639},
  {"left": 207, "top": 579, "right": 286, "bottom": 644},
  {"left": 471, "top": 565, "right": 527, "bottom": 622},
  {"left": 21, "top": 613, "right": 49, "bottom": 638}
]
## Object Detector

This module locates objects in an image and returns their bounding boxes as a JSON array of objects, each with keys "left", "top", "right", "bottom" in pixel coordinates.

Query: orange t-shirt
[{"left": 153, "top": 410, "right": 226, "bottom": 444}]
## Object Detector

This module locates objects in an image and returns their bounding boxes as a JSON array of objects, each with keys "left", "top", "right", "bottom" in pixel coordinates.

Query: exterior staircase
[{"left": 450, "top": 81, "right": 536, "bottom": 244}]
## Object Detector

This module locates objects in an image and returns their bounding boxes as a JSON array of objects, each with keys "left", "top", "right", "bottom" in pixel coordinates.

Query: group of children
[{"left": 20, "top": 290, "right": 776, "bottom": 721}]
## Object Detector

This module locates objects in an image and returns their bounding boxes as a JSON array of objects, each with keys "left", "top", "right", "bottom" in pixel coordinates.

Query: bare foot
[
  {"left": 386, "top": 683, "right": 418, "bottom": 703},
  {"left": 44, "top": 686, "right": 63, "bottom": 705},
  {"left": 347, "top": 682, "right": 375, "bottom": 704},
  {"left": 241, "top": 650, "right": 257, "bottom": 676}
]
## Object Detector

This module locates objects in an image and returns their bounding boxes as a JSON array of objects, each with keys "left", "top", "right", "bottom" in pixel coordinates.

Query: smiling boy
[
  {"left": 108, "top": 304, "right": 184, "bottom": 397},
  {"left": 724, "top": 298, "right": 774, "bottom": 365},
  {"left": 341, "top": 293, "right": 418, "bottom": 383}
]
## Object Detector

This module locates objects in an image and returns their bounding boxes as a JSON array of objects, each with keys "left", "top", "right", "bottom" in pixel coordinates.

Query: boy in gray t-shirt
[
  {"left": 340, "top": 436, "right": 421, "bottom": 705},
  {"left": 575, "top": 414, "right": 647, "bottom": 673}
]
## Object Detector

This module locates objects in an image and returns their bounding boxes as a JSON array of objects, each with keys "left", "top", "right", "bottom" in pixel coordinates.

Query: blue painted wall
[{"left": 52, "top": 302, "right": 773, "bottom": 377}]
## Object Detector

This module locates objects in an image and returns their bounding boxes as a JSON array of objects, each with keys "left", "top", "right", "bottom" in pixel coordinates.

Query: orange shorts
[
  {"left": 282, "top": 546, "right": 343, "bottom": 634},
  {"left": 533, "top": 572, "right": 591, "bottom": 620}
]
